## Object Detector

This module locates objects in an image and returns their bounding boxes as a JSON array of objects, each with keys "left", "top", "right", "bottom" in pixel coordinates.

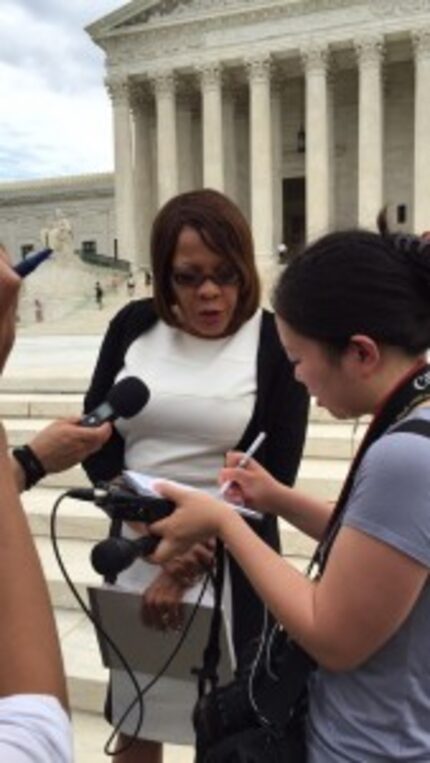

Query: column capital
[
  {"left": 129, "top": 83, "right": 153, "bottom": 114},
  {"left": 197, "top": 62, "right": 223, "bottom": 90},
  {"left": 412, "top": 28, "right": 430, "bottom": 62},
  {"left": 354, "top": 34, "right": 385, "bottom": 67},
  {"left": 246, "top": 55, "right": 272, "bottom": 84},
  {"left": 105, "top": 76, "right": 130, "bottom": 105},
  {"left": 151, "top": 70, "right": 176, "bottom": 97},
  {"left": 301, "top": 43, "right": 329, "bottom": 75}
]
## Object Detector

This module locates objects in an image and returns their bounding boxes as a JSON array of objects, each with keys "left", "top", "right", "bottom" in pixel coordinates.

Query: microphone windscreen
[{"left": 106, "top": 377, "right": 150, "bottom": 419}]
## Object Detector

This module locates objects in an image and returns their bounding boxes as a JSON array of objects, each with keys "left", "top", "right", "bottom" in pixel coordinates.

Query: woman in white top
[{"left": 84, "top": 189, "right": 309, "bottom": 763}]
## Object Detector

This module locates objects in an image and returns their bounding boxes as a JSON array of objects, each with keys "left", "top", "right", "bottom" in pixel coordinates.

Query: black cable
[{"left": 50, "top": 490, "right": 212, "bottom": 756}]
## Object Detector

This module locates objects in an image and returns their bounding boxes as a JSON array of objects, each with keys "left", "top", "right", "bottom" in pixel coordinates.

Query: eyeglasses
[{"left": 171, "top": 268, "right": 240, "bottom": 289}]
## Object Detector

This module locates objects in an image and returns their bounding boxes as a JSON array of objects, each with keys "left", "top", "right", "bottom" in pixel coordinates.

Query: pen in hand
[{"left": 219, "top": 431, "right": 267, "bottom": 498}]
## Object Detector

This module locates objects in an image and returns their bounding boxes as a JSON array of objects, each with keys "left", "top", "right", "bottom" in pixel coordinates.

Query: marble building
[
  {"left": 1, "top": 0, "right": 430, "bottom": 278},
  {"left": 86, "top": 0, "right": 430, "bottom": 273}
]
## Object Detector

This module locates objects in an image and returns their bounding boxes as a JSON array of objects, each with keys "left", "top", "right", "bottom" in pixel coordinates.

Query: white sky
[{"left": 0, "top": 1, "right": 127, "bottom": 181}]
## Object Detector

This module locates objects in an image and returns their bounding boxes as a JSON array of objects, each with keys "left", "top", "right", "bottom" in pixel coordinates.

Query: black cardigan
[{"left": 83, "top": 299, "right": 309, "bottom": 654}]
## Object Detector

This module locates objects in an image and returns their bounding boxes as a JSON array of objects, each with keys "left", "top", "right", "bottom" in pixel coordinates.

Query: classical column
[
  {"left": 199, "top": 63, "right": 224, "bottom": 190},
  {"left": 223, "top": 86, "right": 238, "bottom": 201},
  {"left": 106, "top": 76, "right": 137, "bottom": 265},
  {"left": 247, "top": 56, "right": 273, "bottom": 268},
  {"left": 413, "top": 29, "right": 430, "bottom": 233},
  {"left": 153, "top": 71, "right": 178, "bottom": 207},
  {"left": 130, "top": 85, "right": 154, "bottom": 268},
  {"left": 355, "top": 35, "right": 384, "bottom": 229},
  {"left": 302, "top": 44, "right": 331, "bottom": 242},
  {"left": 177, "top": 91, "right": 195, "bottom": 192},
  {"left": 271, "top": 79, "right": 283, "bottom": 254}
]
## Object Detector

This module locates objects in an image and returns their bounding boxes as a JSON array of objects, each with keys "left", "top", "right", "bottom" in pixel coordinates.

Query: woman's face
[
  {"left": 170, "top": 226, "right": 240, "bottom": 338},
  {"left": 276, "top": 317, "right": 360, "bottom": 419}
]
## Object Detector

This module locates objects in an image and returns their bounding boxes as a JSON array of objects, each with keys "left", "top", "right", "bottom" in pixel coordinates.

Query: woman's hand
[
  {"left": 149, "top": 482, "right": 232, "bottom": 564},
  {"left": 141, "top": 570, "right": 188, "bottom": 631},
  {"left": 142, "top": 541, "right": 215, "bottom": 630},
  {"left": 219, "top": 452, "right": 283, "bottom": 512},
  {"left": 28, "top": 418, "right": 112, "bottom": 474},
  {"left": 163, "top": 540, "right": 215, "bottom": 584}
]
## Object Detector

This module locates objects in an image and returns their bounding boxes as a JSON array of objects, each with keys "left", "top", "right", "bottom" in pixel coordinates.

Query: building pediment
[{"left": 87, "top": 0, "right": 374, "bottom": 39}]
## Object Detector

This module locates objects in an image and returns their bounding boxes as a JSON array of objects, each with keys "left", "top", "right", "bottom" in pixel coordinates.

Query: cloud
[{"left": 0, "top": 0, "right": 125, "bottom": 180}]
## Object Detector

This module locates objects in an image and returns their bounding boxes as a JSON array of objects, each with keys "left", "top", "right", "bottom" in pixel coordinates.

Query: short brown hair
[{"left": 150, "top": 189, "right": 260, "bottom": 333}]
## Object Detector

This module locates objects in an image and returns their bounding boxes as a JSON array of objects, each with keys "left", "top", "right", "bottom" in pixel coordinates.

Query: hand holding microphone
[{"left": 13, "top": 377, "right": 150, "bottom": 491}]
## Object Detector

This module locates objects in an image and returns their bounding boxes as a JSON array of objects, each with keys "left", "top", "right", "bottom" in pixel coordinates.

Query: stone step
[
  {"left": 4, "top": 410, "right": 365, "bottom": 465},
  {"left": 0, "top": 385, "right": 368, "bottom": 423},
  {"left": 0, "top": 393, "right": 82, "bottom": 418}
]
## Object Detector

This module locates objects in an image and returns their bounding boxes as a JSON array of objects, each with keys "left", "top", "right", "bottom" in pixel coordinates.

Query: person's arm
[
  {"left": 220, "top": 452, "right": 332, "bottom": 540},
  {"left": 150, "top": 472, "right": 428, "bottom": 672},
  {"left": 10, "top": 418, "right": 112, "bottom": 493},
  {"left": 0, "top": 423, "right": 68, "bottom": 704}
]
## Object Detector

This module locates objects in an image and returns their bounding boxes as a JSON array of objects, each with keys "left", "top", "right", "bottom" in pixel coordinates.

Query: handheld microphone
[
  {"left": 80, "top": 376, "right": 150, "bottom": 428},
  {"left": 91, "top": 536, "right": 159, "bottom": 576},
  {"left": 14, "top": 248, "right": 53, "bottom": 278}
]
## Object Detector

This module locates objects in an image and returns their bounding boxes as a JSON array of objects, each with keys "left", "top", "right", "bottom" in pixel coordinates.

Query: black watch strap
[{"left": 12, "top": 445, "right": 46, "bottom": 490}]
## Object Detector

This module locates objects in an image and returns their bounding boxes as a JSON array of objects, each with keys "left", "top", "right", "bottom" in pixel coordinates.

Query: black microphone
[
  {"left": 80, "top": 376, "right": 150, "bottom": 428},
  {"left": 91, "top": 536, "right": 160, "bottom": 576},
  {"left": 68, "top": 484, "right": 175, "bottom": 523}
]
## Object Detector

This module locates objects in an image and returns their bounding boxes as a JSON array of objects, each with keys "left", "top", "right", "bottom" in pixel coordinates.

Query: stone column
[
  {"left": 130, "top": 85, "right": 154, "bottom": 268},
  {"left": 153, "top": 71, "right": 178, "bottom": 207},
  {"left": 199, "top": 63, "right": 224, "bottom": 190},
  {"left": 355, "top": 35, "right": 384, "bottom": 229},
  {"left": 302, "top": 44, "right": 331, "bottom": 242},
  {"left": 271, "top": 79, "right": 283, "bottom": 255},
  {"left": 413, "top": 29, "right": 430, "bottom": 233},
  {"left": 247, "top": 56, "right": 273, "bottom": 269},
  {"left": 106, "top": 77, "right": 137, "bottom": 265},
  {"left": 223, "top": 86, "right": 238, "bottom": 202},
  {"left": 177, "top": 90, "right": 195, "bottom": 192}
]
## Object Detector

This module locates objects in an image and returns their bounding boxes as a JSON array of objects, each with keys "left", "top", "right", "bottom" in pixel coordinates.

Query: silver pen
[{"left": 219, "top": 431, "right": 267, "bottom": 499}]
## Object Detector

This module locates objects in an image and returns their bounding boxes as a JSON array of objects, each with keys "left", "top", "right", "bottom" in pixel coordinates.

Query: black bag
[{"left": 193, "top": 546, "right": 313, "bottom": 763}]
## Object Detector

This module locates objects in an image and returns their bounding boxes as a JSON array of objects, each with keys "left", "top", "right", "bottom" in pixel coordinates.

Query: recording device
[
  {"left": 14, "top": 248, "right": 53, "bottom": 277},
  {"left": 80, "top": 376, "right": 150, "bottom": 427},
  {"left": 68, "top": 483, "right": 175, "bottom": 523},
  {"left": 91, "top": 535, "right": 160, "bottom": 576}
]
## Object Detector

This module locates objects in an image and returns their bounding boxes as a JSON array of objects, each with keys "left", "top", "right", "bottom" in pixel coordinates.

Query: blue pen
[{"left": 14, "top": 248, "right": 53, "bottom": 278}]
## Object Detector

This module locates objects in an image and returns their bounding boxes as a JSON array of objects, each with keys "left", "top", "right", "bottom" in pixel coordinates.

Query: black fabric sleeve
[{"left": 82, "top": 300, "right": 157, "bottom": 485}]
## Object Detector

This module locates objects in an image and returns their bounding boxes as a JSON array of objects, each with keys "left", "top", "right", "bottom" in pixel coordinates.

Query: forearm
[
  {"left": 270, "top": 483, "right": 332, "bottom": 541},
  {"left": 218, "top": 510, "right": 319, "bottom": 656},
  {"left": 9, "top": 454, "right": 26, "bottom": 493},
  {"left": 0, "top": 445, "right": 68, "bottom": 708}
]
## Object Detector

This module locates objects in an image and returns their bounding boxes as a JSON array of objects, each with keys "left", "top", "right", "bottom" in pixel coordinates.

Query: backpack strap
[{"left": 389, "top": 419, "right": 430, "bottom": 438}]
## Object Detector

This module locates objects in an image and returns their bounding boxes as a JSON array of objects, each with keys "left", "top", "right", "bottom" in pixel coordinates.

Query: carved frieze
[{"left": 371, "top": 0, "right": 430, "bottom": 18}]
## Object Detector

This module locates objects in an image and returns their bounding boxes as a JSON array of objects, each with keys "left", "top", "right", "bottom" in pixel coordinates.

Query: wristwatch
[{"left": 12, "top": 445, "right": 46, "bottom": 490}]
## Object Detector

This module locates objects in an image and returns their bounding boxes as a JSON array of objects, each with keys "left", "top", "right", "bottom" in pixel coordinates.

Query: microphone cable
[{"left": 49, "top": 489, "right": 213, "bottom": 756}]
